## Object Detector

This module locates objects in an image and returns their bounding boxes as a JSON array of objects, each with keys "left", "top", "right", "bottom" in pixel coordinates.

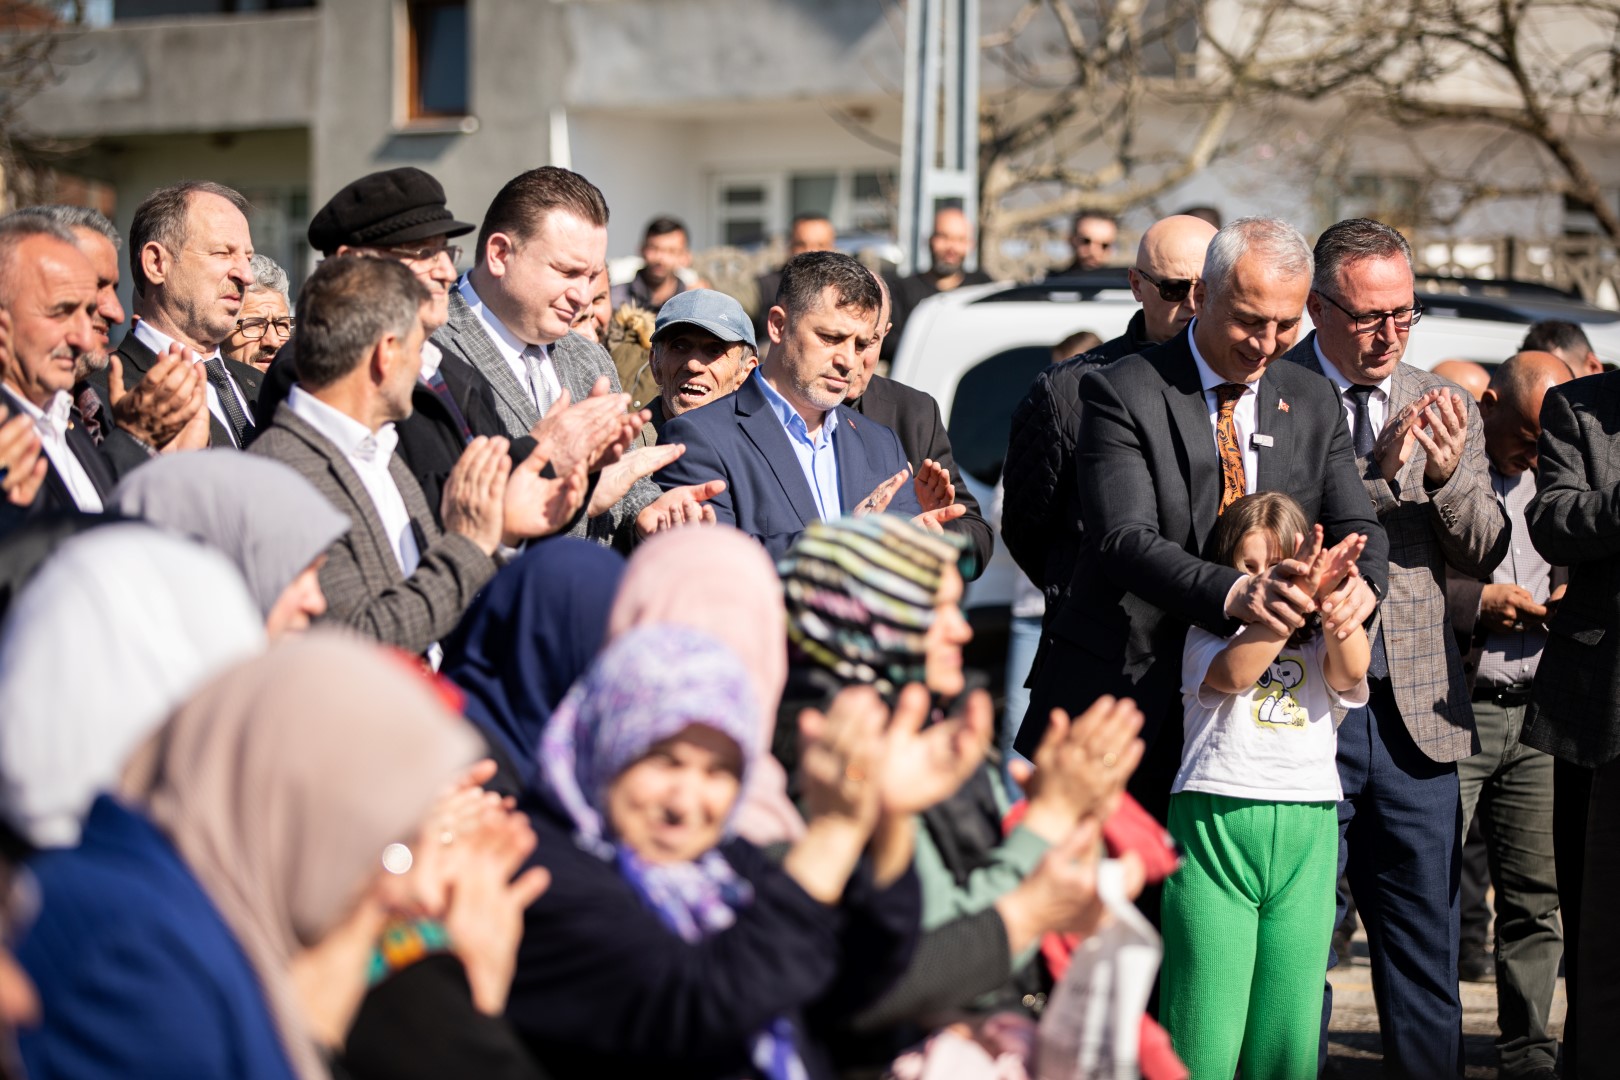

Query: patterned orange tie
[{"left": 1215, "top": 382, "right": 1247, "bottom": 513}]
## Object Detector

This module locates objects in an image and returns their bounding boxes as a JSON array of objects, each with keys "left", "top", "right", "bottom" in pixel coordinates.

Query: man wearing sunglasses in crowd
[
  {"left": 1002, "top": 213, "right": 1219, "bottom": 662},
  {"left": 1048, "top": 208, "right": 1120, "bottom": 276}
]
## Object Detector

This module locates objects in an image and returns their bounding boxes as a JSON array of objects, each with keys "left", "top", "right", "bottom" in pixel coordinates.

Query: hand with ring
[{"left": 1018, "top": 695, "right": 1145, "bottom": 844}]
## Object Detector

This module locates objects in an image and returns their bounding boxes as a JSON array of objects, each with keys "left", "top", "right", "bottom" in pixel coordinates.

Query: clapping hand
[
  {"left": 1290, "top": 526, "right": 1368, "bottom": 606},
  {"left": 1020, "top": 695, "right": 1145, "bottom": 842},
  {"left": 108, "top": 346, "right": 206, "bottom": 449},
  {"left": 0, "top": 404, "right": 45, "bottom": 507},
  {"left": 1413, "top": 389, "right": 1468, "bottom": 486},
  {"left": 501, "top": 449, "right": 590, "bottom": 545},
  {"left": 875, "top": 684, "right": 991, "bottom": 818}
]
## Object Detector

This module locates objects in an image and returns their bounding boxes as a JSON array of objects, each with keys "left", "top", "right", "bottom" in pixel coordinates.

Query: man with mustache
[{"left": 111, "top": 181, "right": 262, "bottom": 449}]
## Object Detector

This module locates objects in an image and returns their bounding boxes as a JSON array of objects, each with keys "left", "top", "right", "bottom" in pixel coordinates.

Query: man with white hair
[
  {"left": 220, "top": 253, "right": 293, "bottom": 371},
  {"left": 1021, "top": 218, "right": 1388, "bottom": 833}
]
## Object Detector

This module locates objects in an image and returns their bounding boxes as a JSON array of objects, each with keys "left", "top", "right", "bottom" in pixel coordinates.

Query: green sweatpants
[{"left": 1159, "top": 792, "right": 1338, "bottom": 1079}]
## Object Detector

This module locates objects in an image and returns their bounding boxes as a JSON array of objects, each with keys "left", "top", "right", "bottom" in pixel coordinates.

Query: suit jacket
[
  {"left": 434, "top": 287, "right": 657, "bottom": 544},
  {"left": 109, "top": 329, "right": 262, "bottom": 450},
  {"left": 1023, "top": 327, "right": 1389, "bottom": 756},
  {"left": 1, "top": 385, "right": 117, "bottom": 516},
  {"left": 1524, "top": 370, "right": 1620, "bottom": 765},
  {"left": 253, "top": 339, "right": 538, "bottom": 521},
  {"left": 248, "top": 403, "right": 496, "bottom": 655},
  {"left": 1288, "top": 336, "right": 1508, "bottom": 762},
  {"left": 656, "top": 372, "right": 923, "bottom": 562},
  {"left": 847, "top": 374, "right": 993, "bottom": 579}
]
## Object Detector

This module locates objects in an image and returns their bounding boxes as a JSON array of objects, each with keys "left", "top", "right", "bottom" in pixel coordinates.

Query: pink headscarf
[{"left": 608, "top": 526, "right": 804, "bottom": 844}]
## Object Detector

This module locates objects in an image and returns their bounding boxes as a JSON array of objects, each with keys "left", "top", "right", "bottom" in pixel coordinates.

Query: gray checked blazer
[
  {"left": 249, "top": 403, "right": 497, "bottom": 656},
  {"left": 1524, "top": 370, "right": 1620, "bottom": 766},
  {"left": 433, "top": 286, "right": 658, "bottom": 545},
  {"left": 1288, "top": 335, "right": 1510, "bottom": 762}
]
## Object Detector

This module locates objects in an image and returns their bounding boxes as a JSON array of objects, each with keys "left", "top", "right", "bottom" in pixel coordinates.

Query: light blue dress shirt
[{"left": 754, "top": 370, "right": 842, "bottom": 519}]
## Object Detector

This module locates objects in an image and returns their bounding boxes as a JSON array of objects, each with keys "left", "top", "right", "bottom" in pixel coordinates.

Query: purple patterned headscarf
[
  {"left": 538, "top": 624, "right": 763, "bottom": 938},
  {"left": 539, "top": 626, "right": 807, "bottom": 1080}
]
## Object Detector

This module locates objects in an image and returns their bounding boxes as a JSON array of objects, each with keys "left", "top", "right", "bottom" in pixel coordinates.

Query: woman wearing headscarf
[
  {"left": 440, "top": 536, "right": 626, "bottom": 796},
  {"left": 110, "top": 449, "right": 350, "bottom": 636},
  {"left": 0, "top": 524, "right": 266, "bottom": 849},
  {"left": 775, "top": 516, "right": 1143, "bottom": 1054},
  {"left": 505, "top": 624, "right": 985, "bottom": 1078},
  {"left": 607, "top": 524, "right": 803, "bottom": 845},
  {"left": 15, "top": 634, "right": 488, "bottom": 1080}
]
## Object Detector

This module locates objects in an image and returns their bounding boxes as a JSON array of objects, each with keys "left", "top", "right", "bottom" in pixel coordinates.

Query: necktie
[
  {"left": 204, "top": 356, "right": 252, "bottom": 447},
  {"left": 1345, "top": 383, "right": 1389, "bottom": 677},
  {"left": 523, "top": 346, "right": 555, "bottom": 417},
  {"left": 1214, "top": 383, "right": 1247, "bottom": 514}
]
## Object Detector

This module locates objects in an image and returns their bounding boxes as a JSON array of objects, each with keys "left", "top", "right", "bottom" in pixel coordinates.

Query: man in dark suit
[
  {"left": 1285, "top": 218, "right": 1509, "bottom": 1079},
  {"left": 1004, "top": 213, "right": 1219, "bottom": 616},
  {"left": 658, "top": 251, "right": 964, "bottom": 560},
  {"left": 0, "top": 218, "right": 117, "bottom": 514},
  {"left": 1525, "top": 366, "right": 1620, "bottom": 1080},
  {"left": 1020, "top": 218, "right": 1388, "bottom": 822},
  {"left": 849, "top": 272, "right": 992, "bottom": 576},
  {"left": 436, "top": 166, "right": 716, "bottom": 547},
  {"left": 111, "top": 181, "right": 262, "bottom": 450}
]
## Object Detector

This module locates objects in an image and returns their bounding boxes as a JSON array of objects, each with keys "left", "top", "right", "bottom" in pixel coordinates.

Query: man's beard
[{"left": 73, "top": 350, "right": 110, "bottom": 382}]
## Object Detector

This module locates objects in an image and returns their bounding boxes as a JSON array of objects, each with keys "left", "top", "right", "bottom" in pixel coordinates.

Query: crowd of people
[{"left": 0, "top": 159, "right": 1612, "bottom": 1080}]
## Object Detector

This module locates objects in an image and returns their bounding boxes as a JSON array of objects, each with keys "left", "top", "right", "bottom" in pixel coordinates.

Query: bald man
[
  {"left": 882, "top": 206, "right": 993, "bottom": 363},
  {"left": 1433, "top": 359, "right": 1491, "bottom": 402},
  {"left": 1003, "top": 214, "right": 1219, "bottom": 623},
  {"left": 1444, "top": 350, "right": 1570, "bottom": 1080}
]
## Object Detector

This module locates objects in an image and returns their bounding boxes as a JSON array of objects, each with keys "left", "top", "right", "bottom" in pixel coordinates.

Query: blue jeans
[{"left": 1001, "top": 614, "right": 1042, "bottom": 795}]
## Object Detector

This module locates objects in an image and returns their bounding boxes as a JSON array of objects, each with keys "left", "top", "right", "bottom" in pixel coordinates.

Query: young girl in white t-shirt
[{"left": 1159, "top": 491, "right": 1371, "bottom": 1080}]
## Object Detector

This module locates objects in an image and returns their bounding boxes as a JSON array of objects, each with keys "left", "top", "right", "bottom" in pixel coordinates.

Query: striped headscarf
[{"left": 777, "top": 515, "right": 968, "bottom": 696}]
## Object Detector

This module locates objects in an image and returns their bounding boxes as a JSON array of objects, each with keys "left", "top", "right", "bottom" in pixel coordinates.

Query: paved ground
[{"left": 1325, "top": 936, "right": 1565, "bottom": 1078}]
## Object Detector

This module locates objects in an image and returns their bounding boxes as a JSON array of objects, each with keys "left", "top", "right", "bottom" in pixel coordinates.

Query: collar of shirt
[
  {"left": 1312, "top": 338, "right": 1392, "bottom": 402},
  {"left": 287, "top": 386, "right": 399, "bottom": 467},
  {"left": 12, "top": 388, "right": 72, "bottom": 442},
  {"left": 133, "top": 318, "right": 220, "bottom": 364},
  {"left": 418, "top": 339, "right": 445, "bottom": 384},
  {"left": 753, "top": 368, "right": 839, "bottom": 448},
  {"left": 458, "top": 274, "right": 544, "bottom": 371}
]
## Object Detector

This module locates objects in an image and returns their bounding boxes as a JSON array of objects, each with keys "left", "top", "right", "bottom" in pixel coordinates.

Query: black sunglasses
[{"left": 1136, "top": 267, "right": 1195, "bottom": 303}]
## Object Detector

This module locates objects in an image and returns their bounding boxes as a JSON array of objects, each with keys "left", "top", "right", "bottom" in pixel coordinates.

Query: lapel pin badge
[
  {"left": 1251, "top": 433, "right": 1274, "bottom": 448},
  {"left": 1277, "top": 398, "right": 1290, "bottom": 412}
]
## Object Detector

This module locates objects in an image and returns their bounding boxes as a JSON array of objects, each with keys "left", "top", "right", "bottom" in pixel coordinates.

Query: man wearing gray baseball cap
[{"left": 646, "top": 288, "right": 759, "bottom": 438}]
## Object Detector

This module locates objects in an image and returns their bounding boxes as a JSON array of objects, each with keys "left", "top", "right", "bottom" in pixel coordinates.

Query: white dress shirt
[
  {"left": 1313, "top": 338, "right": 1392, "bottom": 439},
  {"left": 458, "top": 275, "right": 562, "bottom": 416},
  {"left": 133, "top": 320, "right": 256, "bottom": 445},
  {"left": 11, "top": 389, "right": 102, "bottom": 512},
  {"left": 1187, "top": 322, "right": 1258, "bottom": 495},
  {"left": 287, "top": 387, "right": 420, "bottom": 576}
]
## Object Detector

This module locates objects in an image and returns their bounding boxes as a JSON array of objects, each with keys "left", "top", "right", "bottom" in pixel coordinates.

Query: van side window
[{"left": 947, "top": 346, "right": 1054, "bottom": 486}]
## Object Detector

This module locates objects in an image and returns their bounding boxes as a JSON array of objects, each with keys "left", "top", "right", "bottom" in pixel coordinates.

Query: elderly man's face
[
  {"left": 1, "top": 236, "right": 98, "bottom": 406},
  {"left": 652, "top": 325, "right": 756, "bottom": 417},
  {"left": 70, "top": 228, "right": 124, "bottom": 377},
  {"left": 1305, "top": 254, "right": 1416, "bottom": 386},
  {"left": 152, "top": 191, "right": 255, "bottom": 348},
  {"left": 220, "top": 289, "right": 293, "bottom": 371},
  {"left": 1191, "top": 256, "right": 1309, "bottom": 385}
]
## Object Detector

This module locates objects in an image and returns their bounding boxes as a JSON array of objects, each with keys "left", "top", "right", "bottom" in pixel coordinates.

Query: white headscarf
[{"left": 0, "top": 523, "right": 265, "bottom": 847}]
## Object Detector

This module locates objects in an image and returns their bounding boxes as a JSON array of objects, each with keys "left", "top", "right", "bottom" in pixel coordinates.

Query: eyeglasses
[
  {"left": 383, "top": 244, "right": 462, "bottom": 266},
  {"left": 1313, "top": 290, "right": 1424, "bottom": 335},
  {"left": 1075, "top": 235, "right": 1114, "bottom": 250},
  {"left": 235, "top": 316, "right": 296, "bottom": 340},
  {"left": 1136, "top": 267, "right": 1195, "bottom": 303}
]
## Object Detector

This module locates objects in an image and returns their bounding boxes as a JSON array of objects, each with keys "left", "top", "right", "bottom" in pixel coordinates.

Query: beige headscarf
[
  {"left": 607, "top": 525, "right": 804, "bottom": 844},
  {"left": 123, "top": 632, "right": 481, "bottom": 1080}
]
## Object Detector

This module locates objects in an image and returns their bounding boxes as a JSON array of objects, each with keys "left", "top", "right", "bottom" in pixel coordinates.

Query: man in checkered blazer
[{"left": 1285, "top": 218, "right": 1509, "bottom": 1080}]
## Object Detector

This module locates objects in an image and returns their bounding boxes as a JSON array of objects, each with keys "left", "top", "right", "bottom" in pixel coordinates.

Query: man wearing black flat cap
[{"left": 258, "top": 167, "right": 546, "bottom": 516}]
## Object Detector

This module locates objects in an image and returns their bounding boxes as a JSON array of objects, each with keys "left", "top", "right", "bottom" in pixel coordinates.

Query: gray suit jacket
[
  {"left": 1287, "top": 336, "right": 1509, "bottom": 762},
  {"left": 248, "top": 403, "right": 496, "bottom": 655},
  {"left": 1525, "top": 370, "right": 1620, "bottom": 765},
  {"left": 433, "top": 286, "right": 658, "bottom": 545}
]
